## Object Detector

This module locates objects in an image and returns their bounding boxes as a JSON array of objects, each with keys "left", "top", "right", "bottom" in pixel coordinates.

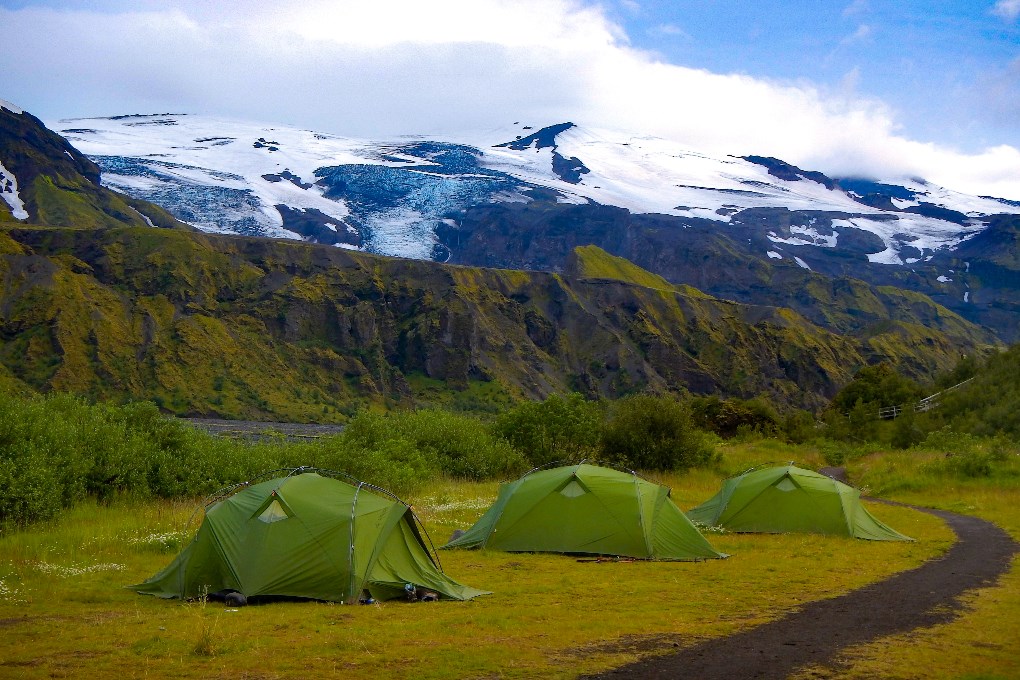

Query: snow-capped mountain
[{"left": 53, "top": 113, "right": 1019, "bottom": 266}]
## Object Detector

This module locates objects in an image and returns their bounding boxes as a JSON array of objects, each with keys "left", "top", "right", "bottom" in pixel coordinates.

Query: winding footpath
[{"left": 592, "top": 503, "right": 1018, "bottom": 679}]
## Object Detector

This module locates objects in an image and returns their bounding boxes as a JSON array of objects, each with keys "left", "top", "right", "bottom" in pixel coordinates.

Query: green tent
[
  {"left": 686, "top": 464, "right": 912, "bottom": 541},
  {"left": 132, "top": 469, "right": 487, "bottom": 603},
  {"left": 443, "top": 463, "right": 726, "bottom": 560}
]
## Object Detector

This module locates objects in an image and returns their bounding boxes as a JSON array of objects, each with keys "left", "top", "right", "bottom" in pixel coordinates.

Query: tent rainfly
[
  {"left": 686, "top": 464, "right": 912, "bottom": 541},
  {"left": 443, "top": 463, "right": 726, "bottom": 560},
  {"left": 131, "top": 469, "right": 487, "bottom": 603}
]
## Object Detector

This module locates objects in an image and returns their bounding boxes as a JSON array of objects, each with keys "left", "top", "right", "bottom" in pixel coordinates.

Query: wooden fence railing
[{"left": 876, "top": 378, "right": 975, "bottom": 420}]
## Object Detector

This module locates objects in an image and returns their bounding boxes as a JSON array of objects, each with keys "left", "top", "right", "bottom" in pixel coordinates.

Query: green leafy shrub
[
  {"left": 336, "top": 409, "right": 527, "bottom": 482},
  {"left": 782, "top": 409, "right": 818, "bottom": 444},
  {"left": 599, "top": 394, "right": 717, "bottom": 471},
  {"left": 915, "top": 428, "right": 1015, "bottom": 479},
  {"left": 0, "top": 393, "right": 278, "bottom": 527},
  {"left": 493, "top": 393, "right": 604, "bottom": 467}
]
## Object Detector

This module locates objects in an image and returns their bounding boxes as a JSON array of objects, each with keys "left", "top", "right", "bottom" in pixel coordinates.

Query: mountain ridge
[{"left": 39, "top": 111, "right": 1020, "bottom": 341}]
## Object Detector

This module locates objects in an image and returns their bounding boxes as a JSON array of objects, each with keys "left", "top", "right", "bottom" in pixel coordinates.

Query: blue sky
[
  {"left": 608, "top": 0, "right": 1020, "bottom": 152},
  {"left": 1, "top": 0, "right": 1019, "bottom": 197}
]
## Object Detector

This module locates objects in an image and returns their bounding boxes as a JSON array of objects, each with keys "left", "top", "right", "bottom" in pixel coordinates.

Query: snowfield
[{"left": 51, "top": 113, "right": 1020, "bottom": 264}]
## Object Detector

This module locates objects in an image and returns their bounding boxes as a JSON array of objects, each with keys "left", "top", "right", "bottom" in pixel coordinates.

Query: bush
[
  {"left": 493, "top": 393, "right": 604, "bottom": 467},
  {"left": 915, "top": 428, "right": 1014, "bottom": 479},
  {"left": 0, "top": 393, "right": 273, "bottom": 527},
  {"left": 691, "top": 396, "right": 781, "bottom": 439},
  {"left": 599, "top": 394, "right": 717, "bottom": 471},
  {"left": 336, "top": 409, "right": 527, "bottom": 481},
  {"left": 782, "top": 409, "right": 818, "bottom": 444}
]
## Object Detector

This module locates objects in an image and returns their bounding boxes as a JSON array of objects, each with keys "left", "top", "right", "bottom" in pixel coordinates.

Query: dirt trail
[{"left": 591, "top": 504, "right": 1018, "bottom": 679}]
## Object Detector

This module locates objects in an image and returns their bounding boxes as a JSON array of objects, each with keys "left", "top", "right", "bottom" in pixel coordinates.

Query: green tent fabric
[
  {"left": 442, "top": 463, "right": 726, "bottom": 560},
  {"left": 132, "top": 470, "right": 487, "bottom": 603},
  {"left": 686, "top": 464, "right": 912, "bottom": 541}
]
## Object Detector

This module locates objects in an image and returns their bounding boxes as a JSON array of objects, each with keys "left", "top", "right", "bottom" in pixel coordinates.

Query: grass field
[{"left": 0, "top": 441, "right": 1016, "bottom": 679}]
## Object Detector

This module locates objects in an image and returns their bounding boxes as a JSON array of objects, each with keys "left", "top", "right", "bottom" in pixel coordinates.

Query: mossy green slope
[{"left": 0, "top": 226, "right": 997, "bottom": 419}]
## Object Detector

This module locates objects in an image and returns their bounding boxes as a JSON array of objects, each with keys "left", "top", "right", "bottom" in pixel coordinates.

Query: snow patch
[
  {"left": 130, "top": 207, "right": 156, "bottom": 227},
  {"left": 867, "top": 247, "right": 901, "bottom": 265},
  {"left": 323, "top": 222, "right": 338, "bottom": 232},
  {"left": 766, "top": 250, "right": 782, "bottom": 259},
  {"left": 937, "top": 275, "right": 952, "bottom": 283},
  {"left": 794, "top": 256, "right": 810, "bottom": 270},
  {"left": 767, "top": 225, "right": 837, "bottom": 248},
  {"left": 964, "top": 291, "right": 969, "bottom": 302},
  {"left": 0, "top": 160, "right": 29, "bottom": 220},
  {"left": 891, "top": 197, "right": 919, "bottom": 209},
  {"left": 0, "top": 98, "right": 24, "bottom": 115}
]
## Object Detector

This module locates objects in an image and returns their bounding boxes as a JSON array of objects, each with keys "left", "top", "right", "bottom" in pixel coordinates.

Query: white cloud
[
  {"left": 840, "top": 24, "right": 873, "bottom": 46},
  {"left": 992, "top": 0, "right": 1020, "bottom": 21},
  {"left": 1, "top": 0, "right": 1019, "bottom": 199},
  {"left": 649, "top": 23, "right": 690, "bottom": 38}
]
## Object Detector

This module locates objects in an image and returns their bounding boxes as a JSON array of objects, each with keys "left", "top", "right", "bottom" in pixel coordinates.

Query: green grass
[{"left": 0, "top": 442, "right": 989, "bottom": 679}]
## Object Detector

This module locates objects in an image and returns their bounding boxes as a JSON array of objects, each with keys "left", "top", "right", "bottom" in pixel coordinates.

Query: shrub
[
  {"left": 336, "top": 409, "right": 527, "bottom": 481},
  {"left": 915, "top": 428, "right": 1015, "bottom": 480},
  {"left": 829, "top": 363, "right": 924, "bottom": 414},
  {"left": 691, "top": 396, "right": 781, "bottom": 439},
  {"left": 782, "top": 409, "right": 818, "bottom": 444},
  {"left": 599, "top": 394, "right": 717, "bottom": 471},
  {"left": 493, "top": 393, "right": 604, "bottom": 467}
]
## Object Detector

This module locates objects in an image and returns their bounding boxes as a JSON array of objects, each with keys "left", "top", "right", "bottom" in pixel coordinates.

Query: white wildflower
[
  {"left": 0, "top": 579, "right": 26, "bottom": 603},
  {"left": 33, "top": 561, "right": 126, "bottom": 577},
  {"left": 125, "top": 530, "right": 190, "bottom": 549}
]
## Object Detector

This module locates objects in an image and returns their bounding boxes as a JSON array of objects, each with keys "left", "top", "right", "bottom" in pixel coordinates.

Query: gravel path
[
  {"left": 181, "top": 417, "right": 345, "bottom": 441},
  {"left": 591, "top": 503, "right": 1018, "bottom": 679}
]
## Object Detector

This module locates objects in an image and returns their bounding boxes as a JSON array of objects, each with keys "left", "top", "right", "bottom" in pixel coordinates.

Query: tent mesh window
[
  {"left": 774, "top": 477, "right": 798, "bottom": 492},
  {"left": 254, "top": 493, "right": 291, "bottom": 524},
  {"left": 558, "top": 478, "right": 590, "bottom": 498}
]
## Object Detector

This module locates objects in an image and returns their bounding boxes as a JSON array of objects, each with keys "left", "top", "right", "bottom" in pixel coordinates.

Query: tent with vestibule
[
  {"left": 442, "top": 463, "right": 726, "bottom": 560},
  {"left": 686, "top": 464, "right": 912, "bottom": 541},
  {"left": 131, "top": 468, "right": 487, "bottom": 603}
]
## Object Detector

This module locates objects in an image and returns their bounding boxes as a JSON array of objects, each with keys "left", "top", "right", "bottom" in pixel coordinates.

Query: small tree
[
  {"left": 600, "top": 394, "right": 716, "bottom": 471},
  {"left": 493, "top": 393, "right": 604, "bottom": 467},
  {"left": 830, "top": 363, "right": 924, "bottom": 414}
]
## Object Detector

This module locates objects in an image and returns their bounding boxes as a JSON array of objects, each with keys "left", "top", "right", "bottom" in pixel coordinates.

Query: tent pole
[{"left": 349, "top": 483, "right": 362, "bottom": 603}]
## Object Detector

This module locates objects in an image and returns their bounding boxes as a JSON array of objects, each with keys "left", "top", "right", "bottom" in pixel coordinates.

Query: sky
[{"left": 1, "top": 0, "right": 1019, "bottom": 199}]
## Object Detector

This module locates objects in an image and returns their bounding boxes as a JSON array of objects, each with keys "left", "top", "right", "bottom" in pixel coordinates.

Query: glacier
[{"left": 53, "top": 113, "right": 1020, "bottom": 265}]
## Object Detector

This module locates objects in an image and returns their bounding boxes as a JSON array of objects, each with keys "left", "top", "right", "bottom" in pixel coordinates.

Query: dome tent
[
  {"left": 686, "top": 464, "right": 912, "bottom": 541},
  {"left": 442, "top": 463, "right": 726, "bottom": 560},
  {"left": 131, "top": 468, "right": 487, "bottom": 603}
]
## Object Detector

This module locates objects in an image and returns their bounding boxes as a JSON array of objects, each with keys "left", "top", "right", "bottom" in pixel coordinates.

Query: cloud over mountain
[{"left": 2, "top": 0, "right": 1018, "bottom": 199}]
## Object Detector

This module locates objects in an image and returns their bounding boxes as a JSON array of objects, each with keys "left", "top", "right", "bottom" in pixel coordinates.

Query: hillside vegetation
[
  {"left": 4, "top": 340, "right": 1018, "bottom": 532},
  {"left": 0, "top": 224, "right": 997, "bottom": 419}
]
